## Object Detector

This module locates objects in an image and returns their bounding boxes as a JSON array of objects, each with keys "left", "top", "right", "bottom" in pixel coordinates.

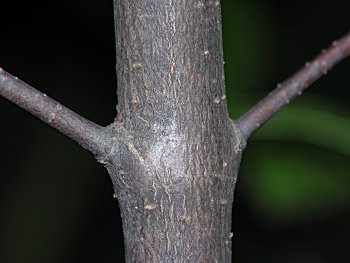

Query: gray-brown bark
[
  {"left": 1, "top": 1, "right": 350, "bottom": 262},
  {"left": 238, "top": 33, "right": 350, "bottom": 138},
  {"left": 0, "top": 69, "right": 109, "bottom": 156},
  {"left": 106, "top": 0, "right": 245, "bottom": 262}
]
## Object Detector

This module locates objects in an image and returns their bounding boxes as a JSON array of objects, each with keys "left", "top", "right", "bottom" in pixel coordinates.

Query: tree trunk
[
  {"left": 2, "top": 1, "right": 349, "bottom": 262},
  {"left": 106, "top": 0, "right": 245, "bottom": 262}
]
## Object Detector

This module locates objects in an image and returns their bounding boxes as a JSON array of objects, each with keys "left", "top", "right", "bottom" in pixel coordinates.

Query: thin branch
[
  {"left": 0, "top": 68, "right": 110, "bottom": 156},
  {"left": 237, "top": 31, "right": 350, "bottom": 140}
]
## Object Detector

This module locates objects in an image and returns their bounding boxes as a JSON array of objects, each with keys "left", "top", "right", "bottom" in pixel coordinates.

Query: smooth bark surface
[
  {"left": 238, "top": 32, "right": 350, "bottom": 138},
  {"left": 0, "top": 69, "right": 109, "bottom": 156}
]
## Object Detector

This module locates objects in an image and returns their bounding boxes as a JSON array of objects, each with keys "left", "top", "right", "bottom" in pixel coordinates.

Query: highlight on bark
[
  {"left": 2, "top": 31, "right": 350, "bottom": 146},
  {"left": 1, "top": 1, "right": 350, "bottom": 262}
]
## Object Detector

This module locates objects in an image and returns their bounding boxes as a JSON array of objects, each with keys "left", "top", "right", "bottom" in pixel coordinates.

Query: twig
[
  {"left": 0, "top": 68, "right": 109, "bottom": 156},
  {"left": 237, "top": 31, "right": 350, "bottom": 140}
]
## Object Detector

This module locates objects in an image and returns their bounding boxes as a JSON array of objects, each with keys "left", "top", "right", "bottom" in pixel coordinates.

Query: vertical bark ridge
[
  {"left": 109, "top": 1, "right": 245, "bottom": 262},
  {"left": 114, "top": 0, "right": 228, "bottom": 129}
]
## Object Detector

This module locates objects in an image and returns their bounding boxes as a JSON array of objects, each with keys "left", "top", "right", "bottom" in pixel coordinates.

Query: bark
[
  {"left": 104, "top": 0, "right": 245, "bottom": 262},
  {"left": 1, "top": 1, "right": 350, "bottom": 262},
  {"left": 238, "top": 33, "right": 350, "bottom": 138},
  {"left": 0, "top": 69, "right": 109, "bottom": 156}
]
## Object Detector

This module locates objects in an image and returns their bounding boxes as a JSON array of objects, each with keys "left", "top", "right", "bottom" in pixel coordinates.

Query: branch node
[
  {"left": 196, "top": 1, "right": 205, "bottom": 9},
  {"left": 132, "top": 62, "right": 142, "bottom": 69},
  {"left": 0, "top": 68, "right": 109, "bottom": 155},
  {"left": 213, "top": 97, "right": 221, "bottom": 104}
]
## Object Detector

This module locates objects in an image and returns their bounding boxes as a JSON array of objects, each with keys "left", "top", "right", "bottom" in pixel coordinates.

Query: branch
[
  {"left": 0, "top": 68, "right": 110, "bottom": 156},
  {"left": 237, "top": 31, "right": 350, "bottom": 140}
]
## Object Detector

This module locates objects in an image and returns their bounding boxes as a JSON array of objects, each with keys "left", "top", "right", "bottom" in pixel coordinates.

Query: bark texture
[
  {"left": 104, "top": 0, "right": 245, "bottom": 262},
  {"left": 1, "top": 1, "right": 350, "bottom": 263}
]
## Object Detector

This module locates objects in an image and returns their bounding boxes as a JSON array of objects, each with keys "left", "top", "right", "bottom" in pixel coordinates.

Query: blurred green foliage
[
  {"left": 222, "top": 0, "right": 350, "bottom": 261},
  {"left": 222, "top": 0, "right": 350, "bottom": 223},
  {"left": 1, "top": 0, "right": 350, "bottom": 262}
]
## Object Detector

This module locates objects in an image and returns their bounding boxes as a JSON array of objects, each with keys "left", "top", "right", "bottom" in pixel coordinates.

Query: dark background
[{"left": 1, "top": 0, "right": 350, "bottom": 262}]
